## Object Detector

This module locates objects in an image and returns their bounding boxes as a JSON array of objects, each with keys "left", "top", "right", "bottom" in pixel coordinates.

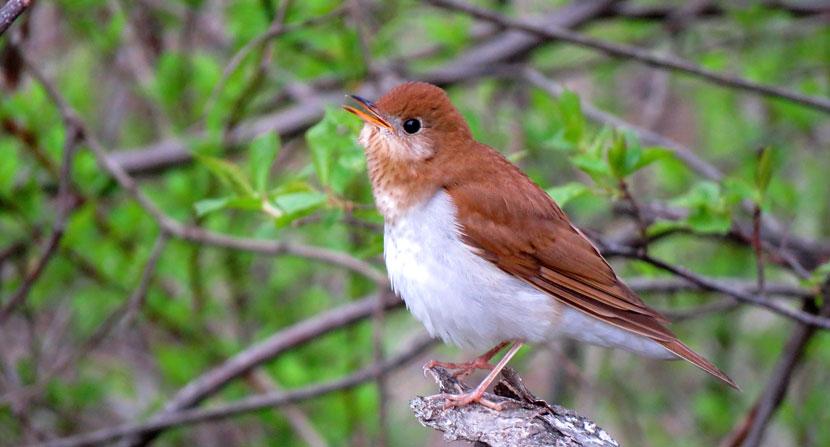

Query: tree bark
[{"left": 411, "top": 366, "right": 619, "bottom": 447}]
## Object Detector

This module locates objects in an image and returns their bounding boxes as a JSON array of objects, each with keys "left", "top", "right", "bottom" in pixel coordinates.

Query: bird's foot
[
  {"left": 437, "top": 390, "right": 504, "bottom": 411},
  {"left": 423, "top": 357, "right": 494, "bottom": 379}
]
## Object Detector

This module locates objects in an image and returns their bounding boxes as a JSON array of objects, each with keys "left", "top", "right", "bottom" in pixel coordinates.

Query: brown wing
[{"left": 445, "top": 144, "right": 737, "bottom": 389}]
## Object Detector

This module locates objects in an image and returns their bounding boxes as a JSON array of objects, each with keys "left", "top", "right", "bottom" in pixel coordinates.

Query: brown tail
[{"left": 661, "top": 339, "right": 740, "bottom": 390}]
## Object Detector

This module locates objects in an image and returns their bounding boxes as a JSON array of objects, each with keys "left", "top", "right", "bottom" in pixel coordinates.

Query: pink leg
[
  {"left": 443, "top": 342, "right": 524, "bottom": 410},
  {"left": 424, "top": 341, "right": 509, "bottom": 378}
]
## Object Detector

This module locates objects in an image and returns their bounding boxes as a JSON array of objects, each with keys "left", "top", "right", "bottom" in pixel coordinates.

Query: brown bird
[{"left": 344, "top": 82, "right": 737, "bottom": 409}]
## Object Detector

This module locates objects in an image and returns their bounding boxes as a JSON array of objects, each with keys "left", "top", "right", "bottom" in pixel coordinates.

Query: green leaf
[
  {"left": 274, "top": 191, "right": 327, "bottom": 215},
  {"left": 570, "top": 152, "right": 612, "bottom": 183},
  {"left": 671, "top": 181, "right": 733, "bottom": 234},
  {"left": 633, "top": 146, "right": 673, "bottom": 172},
  {"left": 557, "top": 90, "right": 585, "bottom": 145},
  {"left": 306, "top": 107, "right": 364, "bottom": 194},
  {"left": 193, "top": 197, "right": 231, "bottom": 216},
  {"left": 249, "top": 133, "right": 281, "bottom": 193},
  {"left": 0, "top": 140, "right": 19, "bottom": 197},
  {"left": 271, "top": 191, "right": 327, "bottom": 227},
  {"left": 607, "top": 132, "right": 629, "bottom": 178},
  {"left": 804, "top": 260, "right": 830, "bottom": 289},
  {"left": 755, "top": 146, "right": 774, "bottom": 199},
  {"left": 546, "top": 182, "right": 590, "bottom": 207},
  {"left": 194, "top": 195, "right": 263, "bottom": 217},
  {"left": 196, "top": 154, "right": 255, "bottom": 196}
]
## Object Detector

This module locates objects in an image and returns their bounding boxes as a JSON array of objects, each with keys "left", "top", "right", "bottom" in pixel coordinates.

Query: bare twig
[
  {"left": 34, "top": 335, "right": 435, "bottom": 447},
  {"left": 0, "top": 120, "right": 81, "bottom": 323},
  {"left": 625, "top": 277, "right": 812, "bottom": 300},
  {"left": 602, "top": 1, "right": 830, "bottom": 21},
  {"left": 600, "top": 240, "right": 830, "bottom": 329},
  {"left": 412, "top": 366, "right": 619, "bottom": 447},
  {"left": 617, "top": 179, "right": 649, "bottom": 254},
  {"left": 243, "top": 370, "right": 329, "bottom": 447},
  {"left": 0, "top": 0, "right": 31, "bottom": 36},
  {"left": 661, "top": 298, "right": 740, "bottom": 322},
  {"left": 735, "top": 282, "right": 830, "bottom": 447},
  {"left": 119, "top": 233, "right": 169, "bottom": 330},
  {"left": 122, "top": 291, "right": 403, "bottom": 446},
  {"left": 430, "top": 0, "right": 830, "bottom": 113},
  {"left": 752, "top": 204, "right": 766, "bottom": 297}
]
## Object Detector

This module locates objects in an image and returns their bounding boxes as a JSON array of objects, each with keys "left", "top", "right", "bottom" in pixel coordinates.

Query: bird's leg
[
  {"left": 442, "top": 342, "right": 524, "bottom": 410},
  {"left": 424, "top": 341, "right": 509, "bottom": 379}
]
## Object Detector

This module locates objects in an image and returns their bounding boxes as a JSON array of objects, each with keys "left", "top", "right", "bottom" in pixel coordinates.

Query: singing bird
[{"left": 344, "top": 82, "right": 737, "bottom": 408}]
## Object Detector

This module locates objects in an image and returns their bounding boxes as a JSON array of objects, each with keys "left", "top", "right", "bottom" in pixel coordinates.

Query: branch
[
  {"left": 625, "top": 277, "right": 812, "bottom": 300},
  {"left": 600, "top": 240, "right": 830, "bottom": 329},
  {"left": 0, "top": 116, "right": 81, "bottom": 323},
  {"left": 121, "top": 291, "right": 403, "bottom": 446},
  {"left": 0, "top": 0, "right": 31, "bottom": 36},
  {"left": 34, "top": 335, "right": 435, "bottom": 447},
  {"left": 430, "top": 0, "right": 830, "bottom": 113},
  {"left": 727, "top": 281, "right": 830, "bottom": 447},
  {"left": 600, "top": 1, "right": 830, "bottom": 21},
  {"left": 412, "top": 366, "right": 619, "bottom": 447}
]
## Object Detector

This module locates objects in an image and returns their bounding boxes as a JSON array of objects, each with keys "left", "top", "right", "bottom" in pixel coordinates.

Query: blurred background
[{"left": 1, "top": 0, "right": 829, "bottom": 446}]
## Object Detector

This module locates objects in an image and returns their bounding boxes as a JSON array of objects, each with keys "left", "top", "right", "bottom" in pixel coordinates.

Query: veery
[{"left": 344, "top": 82, "right": 737, "bottom": 408}]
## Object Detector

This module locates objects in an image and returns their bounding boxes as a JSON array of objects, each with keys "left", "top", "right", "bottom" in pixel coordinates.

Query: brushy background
[{"left": 1, "top": 1, "right": 829, "bottom": 446}]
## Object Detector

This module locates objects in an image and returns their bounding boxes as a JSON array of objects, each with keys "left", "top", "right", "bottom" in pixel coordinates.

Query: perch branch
[{"left": 412, "top": 366, "right": 619, "bottom": 447}]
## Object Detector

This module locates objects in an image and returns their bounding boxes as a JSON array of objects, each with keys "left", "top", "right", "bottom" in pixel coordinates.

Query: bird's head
[{"left": 343, "top": 82, "right": 472, "bottom": 162}]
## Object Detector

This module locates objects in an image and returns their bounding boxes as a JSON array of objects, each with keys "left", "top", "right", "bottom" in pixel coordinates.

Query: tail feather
[{"left": 661, "top": 339, "right": 740, "bottom": 390}]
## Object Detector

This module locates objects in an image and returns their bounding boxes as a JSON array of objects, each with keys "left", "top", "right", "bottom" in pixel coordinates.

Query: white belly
[{"left": 384, "top": 190, "right": 674, "bottom": 359}]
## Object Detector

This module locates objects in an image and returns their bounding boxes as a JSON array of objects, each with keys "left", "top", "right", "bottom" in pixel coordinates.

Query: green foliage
[
  {"left": 2, "top": 2, "right": 829, "bottom": 446},
  {"left": 306, "top": 107, "right": 365, "bottom": 194}
]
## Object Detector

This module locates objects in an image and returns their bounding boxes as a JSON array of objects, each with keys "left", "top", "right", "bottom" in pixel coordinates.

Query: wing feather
[{"left": 444, "top": 143, "right": 737, "bottom": 388}]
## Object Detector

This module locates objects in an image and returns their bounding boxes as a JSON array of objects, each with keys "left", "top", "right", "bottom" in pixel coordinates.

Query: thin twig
[
  {"left": 243, "top": 370, "right": 329, "bottom": 447},
  {"left": 727, "top": 281, "right": 830, "bottom": 447},
  {"left": 33, "top": 335, "right": 435, "bottom": 447},
  {"left": 601, "top": 241, "right": 830, "bottom": 329},
  {"left": 617, "top": 179, "right": 649, "bottom": 254},
  {"left": 430, "top": 0, "right": 830, "bottom": 113},
  {"left": 625, "top": 277, "right": 812, "bottom": 300},
  {"left": 0, "top": 121, "right": 81, "bottom": 323},
  {"left": 119, "top": 233, "right": 169, "bottom": 330},
  {"left": 0, "top": 0, "right": 31, "bottom": 36},
  {"left": 124, "top": 291, "right": 402, "bottom": 446},
  {"left": 752, "top": 204, "right": 766, "bottom": 297}
]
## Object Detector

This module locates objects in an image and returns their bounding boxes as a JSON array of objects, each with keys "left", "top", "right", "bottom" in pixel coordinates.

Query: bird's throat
[{"left": 362, "top": 127, "right": 440, "bottom": 223}]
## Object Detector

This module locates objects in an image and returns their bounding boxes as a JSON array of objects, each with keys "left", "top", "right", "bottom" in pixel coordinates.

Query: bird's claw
[{"left": 436, "top": 392, "right": 504, "bottom": 411}]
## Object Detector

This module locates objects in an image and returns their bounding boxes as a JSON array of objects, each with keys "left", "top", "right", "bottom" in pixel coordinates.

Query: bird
[{"left": 343, "top": 81, "right": 738, "bottom": 409}]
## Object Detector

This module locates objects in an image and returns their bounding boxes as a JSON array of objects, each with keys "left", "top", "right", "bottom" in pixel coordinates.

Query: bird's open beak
[{"left": 343, "top": 95, "right": 392, "bottom": 130}]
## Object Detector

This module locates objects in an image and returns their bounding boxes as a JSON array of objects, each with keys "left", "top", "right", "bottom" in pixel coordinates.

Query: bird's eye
[{"left": 402, "top": 118, "right": 421, "bottom": 134}]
